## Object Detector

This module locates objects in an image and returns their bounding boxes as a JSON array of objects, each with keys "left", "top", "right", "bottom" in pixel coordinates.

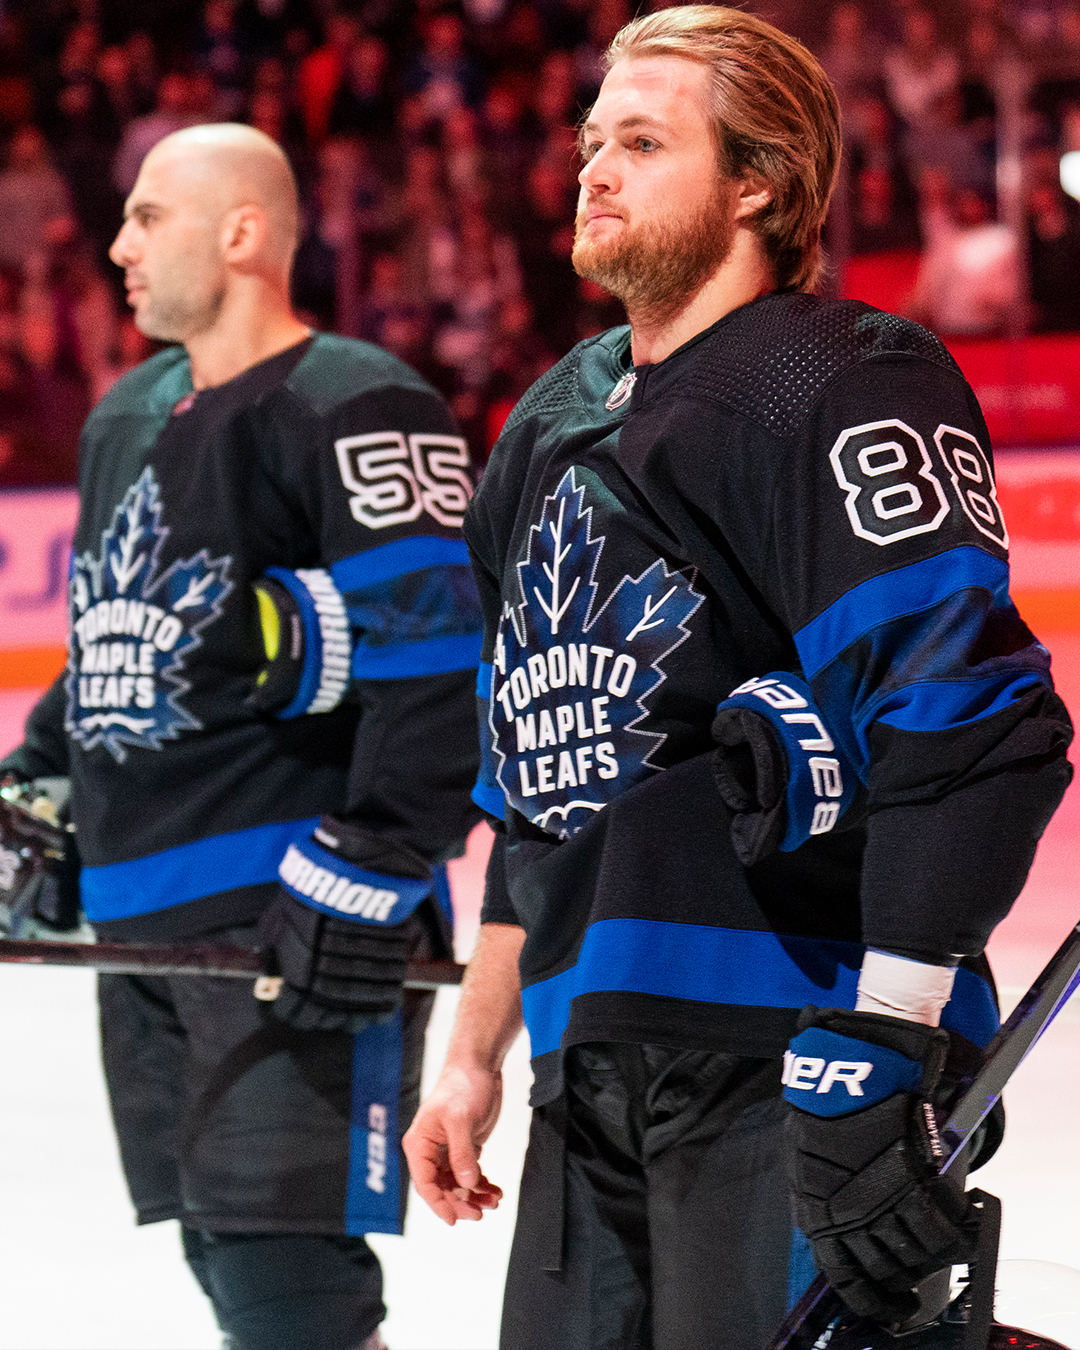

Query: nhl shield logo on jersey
[
  {"left": 65, "top": 466, "right": 233, "bottom": 762},
  {"left": 491, "top": 467, "right": 703, "bottom": 839}
]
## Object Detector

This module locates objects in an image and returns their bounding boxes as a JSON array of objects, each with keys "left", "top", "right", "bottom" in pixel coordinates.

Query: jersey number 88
[{"left": 829, "top": 419, "right": 950, "bottom": 546}]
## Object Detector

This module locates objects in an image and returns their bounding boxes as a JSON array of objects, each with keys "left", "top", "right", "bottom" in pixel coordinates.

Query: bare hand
[{"left": 403, "top": 1063, "right": 505, "bottom": 1225}]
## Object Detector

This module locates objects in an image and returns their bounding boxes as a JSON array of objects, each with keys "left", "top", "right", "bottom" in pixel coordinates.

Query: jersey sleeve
[
  {"left": 0, "top": 675, "right": 70, "bottom": 780},
  {"left": 273, "top": 378, "right": 484, "bottom": 918},
  {"left": 768, "top": 353, "right": 1073, "bottom": 961}
]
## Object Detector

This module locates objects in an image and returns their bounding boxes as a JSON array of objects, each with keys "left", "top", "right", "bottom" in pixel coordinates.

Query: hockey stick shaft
[
  {"left": 0, "top": 937, "right": 465, "bottom": 989},
  {"left": 769, "top": 920, "right": 1080, "bottom": 1350}
]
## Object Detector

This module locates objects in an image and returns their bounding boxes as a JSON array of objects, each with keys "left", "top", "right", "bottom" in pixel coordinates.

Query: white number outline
[
  {"left": 408, "top": 434, "right": 473, "bottom": 528},
  {"left": 829, "top": 418, "right": 949, "bottom": 546},
  {"left": 933, "top": 424, "right": 1009, "bottom": 549},
  {"left": 335, "top": 432, "right": 422, "bottom": 529},
  {"left": 335, "top": 431, "right": 474, "bottom": 530}
]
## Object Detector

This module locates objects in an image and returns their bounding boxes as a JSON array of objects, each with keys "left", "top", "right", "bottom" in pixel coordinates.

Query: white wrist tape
[{"left": 854, "top": 949, "right": 957, "bottom": 1026}]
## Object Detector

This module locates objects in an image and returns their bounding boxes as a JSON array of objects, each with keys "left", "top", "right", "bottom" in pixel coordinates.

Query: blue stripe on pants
[{"left": 346, "top": 1012, "right": 404, "bottom": 1235}]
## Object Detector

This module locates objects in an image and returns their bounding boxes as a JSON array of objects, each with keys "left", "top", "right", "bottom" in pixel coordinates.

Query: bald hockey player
[
  {"left": 403, "top": 10, "right": 1074, "bottom": 1350},
  {"left": 1, "top": 124, "right": 482, "bottom": 1350}
]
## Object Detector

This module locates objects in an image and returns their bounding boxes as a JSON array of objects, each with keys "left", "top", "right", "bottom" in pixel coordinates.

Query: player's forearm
[
  {"left": 444, "top": 921, "right": 525, "bottom": 1074},
  {"left": 342, "top": 669, "right": 482, "bottom": 863},
  {"left": 859, "top": 751, "right": 1072, "bottom": 964}
]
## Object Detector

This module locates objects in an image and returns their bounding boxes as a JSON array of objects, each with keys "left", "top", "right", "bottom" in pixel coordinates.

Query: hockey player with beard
[
  {"left": 403, "top": 9, "right": 1074, "bottom": 1349},
  {"left": 1, "top": 125, "right": 482, "bottom": 1350}
]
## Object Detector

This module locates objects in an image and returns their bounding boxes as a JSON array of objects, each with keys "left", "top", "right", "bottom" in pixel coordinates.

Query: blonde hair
[{"left": 604, "top": 6, "right": 841, "bottom": 292}]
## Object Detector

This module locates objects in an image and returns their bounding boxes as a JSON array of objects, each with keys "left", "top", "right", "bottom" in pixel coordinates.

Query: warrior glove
[
  {"left": 711, "top": 672, "right": 863, "bottom": 866},
  {"left": 259, "top": 819, "right": 433, "bottom": 1033},
  {"left": 247, "top": 568, "right": 351, "bottom": 719},
  {"left": 784, "top": 1006, "right": 980, "bottom": 1329}
]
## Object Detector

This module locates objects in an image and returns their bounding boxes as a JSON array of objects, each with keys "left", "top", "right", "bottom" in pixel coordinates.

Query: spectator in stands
[
  {"left": 394, "top": 143, "right": 453, "bottom": 307},
  {"left": 0, "top": 125, "right": 75, "bottom": 274},
  {"left": 95, "top": 44, "right": 141, "bottom": 133},
  {"left": 0, "top": 15, "right": 33, "bottom": 133},
  {"left": 125, "top": 31, "right": 160, "bottom": 115},
  {"left": 112, "top": 73, "right": 199, "bottom": 197},
  {"left": 883, "top": 8, "right": 960, "bottom": 130},
  {"left": 510, "top": 154, "right": 577, "bottom": 354},
  {"left": 327, "top": 34, "right": 396, "bottom": 146},
  {"left": 1027, "top": 160, "right": 1080, "bottom": 330},
  {"left": 905, "top": 86, "right": 995, "bottom": 195},
  {"left": 818, "top": 1, "right": 882, "bottom": 107},
  {"left": 359, "top": 248, "right": 431, "bottom": 369},
  {"left": 845, "top": 95, "right": 921, "bottom": 254},
  {"left": 403, "top": 11, "right": 485, "bottom": 120},
  {"left": 442, "top": 107, "right": 485, "bottom": 199},
  {"left": 480, "top": 84, "right": 537, "bottom": 206},
  {"left": 296, "top": 9, "right": 361, "bottom": 145},
  {"left": 906, "top": 174, "right": 1021, "bottom": 334},
  {"left": 194, "top": 0, "right": 250, "bottom": 121},
  {"left": 432, "top": 208, "right": 521, "bottom": 395}
]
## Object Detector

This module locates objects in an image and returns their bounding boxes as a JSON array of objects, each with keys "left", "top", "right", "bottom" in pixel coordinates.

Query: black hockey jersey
[
  {"left": 4, "top": 333, "right": 483, "bottom": 940},
  {"left": 465, "top": 293, "right": 1073, "bottom": 1105}
]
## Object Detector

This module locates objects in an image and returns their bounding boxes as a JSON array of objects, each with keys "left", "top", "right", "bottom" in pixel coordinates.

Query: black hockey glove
[
  {"left": 784, "top": 1006, "right": 980, "bottom": 1329},
  {"left": 258, "top": 818, "right": 433, "bottom": 1033},
  {"left": 711, "top": 672, "right": 864, "bottom": 866},
  {"left": 0, "top": 775, "right": 81, "bottom": 935}
]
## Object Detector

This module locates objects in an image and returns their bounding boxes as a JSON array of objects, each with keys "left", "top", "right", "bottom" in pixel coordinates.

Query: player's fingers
[{"left": 444, "top": 1114, "right": 483, "bottom": 1190}]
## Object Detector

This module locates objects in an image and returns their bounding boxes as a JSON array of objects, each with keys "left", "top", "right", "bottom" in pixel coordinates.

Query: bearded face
[{"left": 572, "top": 170, "right": 737, "bottom": 329}]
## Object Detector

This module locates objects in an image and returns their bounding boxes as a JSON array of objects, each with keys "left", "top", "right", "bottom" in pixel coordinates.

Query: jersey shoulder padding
[
  {"left": 684, "top": 295, "right": 961, "bottom": 440},
  {"left": 501, "top": 325, "right": 631, "bottom": 436},
  {"left": 285, "top": 332, "right": 435, "bottom": 416},
  {"left": 86, "top": 346, "right": 190, "bottom": 425}
]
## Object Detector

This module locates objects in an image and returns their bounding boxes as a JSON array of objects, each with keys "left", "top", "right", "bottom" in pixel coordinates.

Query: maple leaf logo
[
  {"left": 491, "top": 467, "right": 703, "bottom": 839},
  {"left": 65, "top": 467, "right": 233, "bottom": 762}
]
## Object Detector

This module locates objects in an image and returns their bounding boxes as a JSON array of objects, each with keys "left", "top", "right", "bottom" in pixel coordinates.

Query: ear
[
  {"left": 733, "top": 174, "right": 773, "bottom": 222},
  {"left": 219, "top": 204, "right": 266, "bottom": 266}
]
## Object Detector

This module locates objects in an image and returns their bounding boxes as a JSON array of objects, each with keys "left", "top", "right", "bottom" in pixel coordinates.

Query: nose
[
  {"left": 578, "top": 141, "right": 618, "bottom": 196},
  {"left": 109, "top": 218, "right": 136, "bottom": 269}
]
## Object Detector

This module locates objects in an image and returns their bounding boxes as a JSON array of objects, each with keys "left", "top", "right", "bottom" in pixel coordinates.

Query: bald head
[
  {"left": 110, "top": 123, "right": 303, "bottom": 344},
  {"left": 141, "top": 123, "right": 300, "bottom": 271}
]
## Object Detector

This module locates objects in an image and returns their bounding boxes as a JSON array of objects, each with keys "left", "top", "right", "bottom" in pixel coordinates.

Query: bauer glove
[
  {"left": 259, "top": 818, "right": 433, "bottom": 1033},
  {"left": 711, "top": 672, "right": 864, "bottom": 866},
  {"left": 784, "top": 1006, "right": 980, "bottom": 1329}
]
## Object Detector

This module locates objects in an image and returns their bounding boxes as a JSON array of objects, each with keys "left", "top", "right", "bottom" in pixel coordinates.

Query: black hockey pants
[
  {"left": 501, "top": 1042, "right": 814, "bottom": 1350},
  {"left": 181, "top": 1228, "right": 383, "bottom": 1350}
]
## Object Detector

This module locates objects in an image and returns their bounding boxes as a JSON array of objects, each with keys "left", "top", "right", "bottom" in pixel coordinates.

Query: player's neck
[
  {"left": 628, "top": 232, "right": 775, "bottom": 367},
  {"left": 185, "top": 285, "right": 311, "bottom": 390}
]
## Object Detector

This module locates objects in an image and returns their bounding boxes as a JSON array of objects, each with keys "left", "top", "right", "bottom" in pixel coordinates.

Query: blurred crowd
[{"left": 2, "top": 0, "right": 1080, "bottom": 486}]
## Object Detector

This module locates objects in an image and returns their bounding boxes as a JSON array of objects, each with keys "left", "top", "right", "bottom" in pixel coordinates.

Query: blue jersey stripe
[
  {"left": 795, "top": 547, "right": 1010, "bottom": 679},
  {"left": 520, "top": 917, "right": 998, "bottom": 1055},
  {"left": 351, "top": 630, "right": 481, "bottom": 679},
  {"left": 345, "top": 1012, "right": 405, "bottom": 1235},
  {"left": 80, "top": 816, "right": 320, "bottom": 920},
  {"left": 476, "top": 660, "right": 493, "bottom": 698},
  {"left": 431, "top": 862, "right": 452, "bottom": 922},
  {"left": 873, "top": 670, "right": 1049, "bottom": 733},
  {"left": 330, "top": 537, "right": 471, "bottom": 592},
  {"left": 471, "top": 780, "right": 506, "bottom": 820}
]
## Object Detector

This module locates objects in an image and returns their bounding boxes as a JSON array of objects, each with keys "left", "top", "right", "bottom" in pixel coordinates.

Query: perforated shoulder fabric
[
  {"left": 501, "top": 339, "right": 589, "bottom": 435},
  {"left": 680, "top": 294, "right": 961, "bottom": 440}
]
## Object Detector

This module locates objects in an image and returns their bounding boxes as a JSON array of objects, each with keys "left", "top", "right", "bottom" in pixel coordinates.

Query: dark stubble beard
[{"left": 572, "top": 177, "right": 736, "bottom": 331}]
